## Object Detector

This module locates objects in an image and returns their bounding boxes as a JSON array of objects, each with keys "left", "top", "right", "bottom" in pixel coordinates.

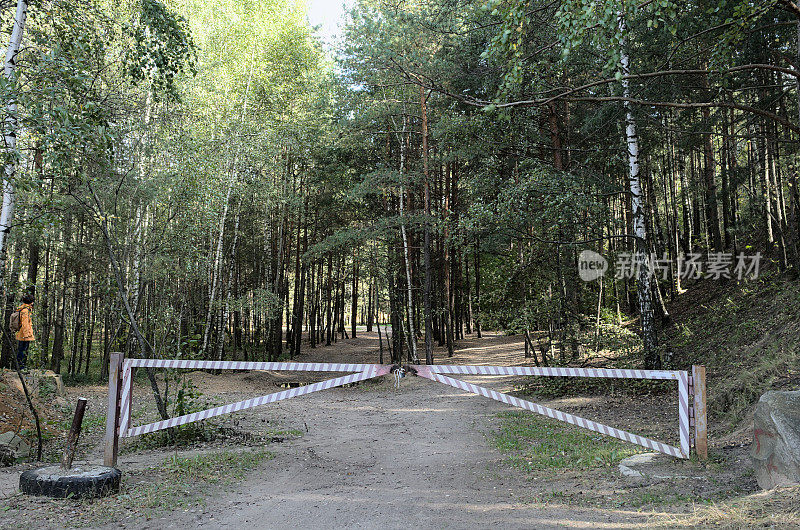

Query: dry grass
[{"left": 650, "top": 486, "right": 800, "bottom": 528}]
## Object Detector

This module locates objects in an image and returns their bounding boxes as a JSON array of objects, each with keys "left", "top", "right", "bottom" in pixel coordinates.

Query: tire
[{"left": 19, "top": 465, "right": 121, "bottom": 499}]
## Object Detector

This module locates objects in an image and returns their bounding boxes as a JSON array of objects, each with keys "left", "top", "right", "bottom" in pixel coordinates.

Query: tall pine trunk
[
  {"left": 420, "top": 88, "right": 434, "bottom": 365},
  {"left": 397, "top": 116, "right": 418, "bottom": 363}
]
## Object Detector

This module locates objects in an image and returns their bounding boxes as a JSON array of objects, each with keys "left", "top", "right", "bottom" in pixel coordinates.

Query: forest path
[{"left": 126, "top": 332, "right": 649, "bottom": 529}]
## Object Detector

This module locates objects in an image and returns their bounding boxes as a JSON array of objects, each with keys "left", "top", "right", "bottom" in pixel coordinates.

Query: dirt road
[
  {"left": 127, "top": 374, "right": 646, "bottom": 529},
  {"left": 2, "top": 332, "right": 749, "bottom": 529}
]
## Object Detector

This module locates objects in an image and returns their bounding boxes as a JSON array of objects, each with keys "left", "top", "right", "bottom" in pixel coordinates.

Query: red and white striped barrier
[
  {"left": 118, "top": 360, "right": 390, "bottom": 438},
  {"left": 118, "top": 360, "right": 386, "bottom": 436},
  {"left": 124, "top": 367, "right": 390, "bottom": 437},
  {"left": 421, "top": 363, "right": 692, "bottom": 458},
  {"left": 105, "top": 356, "right": 703, "bottom": 467},
  {"left": 126, "top": 359, "right": 382, "bottom": 373},
  {"left": 415, "top": 365, "right": 690, "bottom": 458},
  {"left": 427, "top": 364, "right": 682, "bottom": 380}
]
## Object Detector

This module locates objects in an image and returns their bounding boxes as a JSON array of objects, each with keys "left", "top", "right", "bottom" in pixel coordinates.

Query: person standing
[{"left": 15, "top": 293, "right": 35, "bottom": 370}]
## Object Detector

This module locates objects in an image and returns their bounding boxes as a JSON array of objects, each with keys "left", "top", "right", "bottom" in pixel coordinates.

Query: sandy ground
[
  {"left": 121, "top": 375, "right": 649, "bottom": 530},
  {"left": 0, "top": 331, "right": 755, "bottom": 529}
]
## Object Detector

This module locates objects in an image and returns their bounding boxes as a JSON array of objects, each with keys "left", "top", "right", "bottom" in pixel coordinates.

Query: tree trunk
[
  {"left": 366, "top": 281, "right": 373, "bottom": 332},
  {"left": 1, "top": 250, "right": 19, "bottom": 368},
  {"left": 420, "top": 88, "right": 434, "bottom": 365},
  {"left": 721, "top": 109, "right": 732, "bottom": 250},
  {"left": 202, "top": 174, "right": 234, "bottom": 356},
  {"left": 351, "top": 257, "right": 358, "bottom": 339},
  {"left": 325, "top": 254, "right": 332, "bottom": 346},
  {"left": 701, "top": 75, "right": 722, "bottom": 251},
  {"left": 619, "top": 19, "right": 659, "bottom": 368},
  {"left": 397, "top": 116, "right": 418, "bottom": 363},
  {"left": 474, "top": 240, "right": 481, "bottom": 338},
  {"left": 293, "top": 213, "right": 307, "bottom": 358},
  {"left": 50, "top": 215, "right": 72, "bottom": 373},
  {"left": 0, "top": 0, "right": 28, "bottom": 299}
]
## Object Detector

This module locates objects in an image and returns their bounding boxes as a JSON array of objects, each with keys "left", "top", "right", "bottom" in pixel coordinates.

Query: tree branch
[
  {"left": 561, "top": 96, "right": 800, "bottom": 135},
  {"left": 778, "top": 0, "right": 800, "bottom": 18}
]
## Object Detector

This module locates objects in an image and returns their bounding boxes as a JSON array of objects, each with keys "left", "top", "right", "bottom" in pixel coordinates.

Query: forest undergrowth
[{"left": 519, "top": 269, "right": 800, "bottom": 434}]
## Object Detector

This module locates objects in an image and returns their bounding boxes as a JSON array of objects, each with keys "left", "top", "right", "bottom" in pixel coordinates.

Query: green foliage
[
  {"left": 480, "top": 0, "right": 527, "bottom": 98},
  {"left": 125, "top": 0, "right": 197, "bottom": 99},
  {"left": 553, "top": 0, "right": 679, "bottom": 71},
  {"left": 172, "top": 374, "right": 202, "bottom": 418},
  {"left": 709, "top": 1, "right": 782, "bottom": 68},
  {"left": 479, "top": 0, "right": 680, "bottom": 102},
  {"left": 464, "top": 162, "right": 608, "bottom": 330}
]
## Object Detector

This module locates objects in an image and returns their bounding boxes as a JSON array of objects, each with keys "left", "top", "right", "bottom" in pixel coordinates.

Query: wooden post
[
  {"left": 61, "top": 397, "right": 87, "bottom": 471},
  {"left": 103, "top": 353, "right": 123, "bottom": 467},
  {"left": 692, "top": 365, "right": 708, "bottom": 461}
]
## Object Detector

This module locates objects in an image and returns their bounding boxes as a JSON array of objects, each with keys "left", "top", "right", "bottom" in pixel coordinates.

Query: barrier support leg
[
  {"left": 692, "top": 365, "right": 708, "bottom": 461},
  {"left": 104, "top": 353, "right": 124, "bottom": 467}
]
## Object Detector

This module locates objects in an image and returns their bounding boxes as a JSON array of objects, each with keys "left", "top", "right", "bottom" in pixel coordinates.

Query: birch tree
[
  {"left": 618, "top": 16, "right": 659, "bottom": 368},
  {"left": 0, "top": 0, "right": 28, "bottom": 295}
]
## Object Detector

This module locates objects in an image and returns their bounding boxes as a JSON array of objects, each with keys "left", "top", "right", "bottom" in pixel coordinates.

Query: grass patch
[
  {"left": 160, "top": 449, "right": 273, "bottom": 483},
  {"left": 267, "top": 428, "right": 304, "bottom": 438},
  {"left": 0, "top": 449, "right": 274, "bottom": 528},
  {"left": 121, "top": 422, "right": 223, "bottom": 452},
  {"left": 545, "top": 487, "right": 747, "bottom": 510},
  {"left": 103, "top": 450, "right": 274, "bottom": 521},
  {"left": 491, "top": 410, "right": 641, "bottom": 472},
  {"left": 121, "top": 421, "right": 303, "bottom": 454},
  {"left": 37, "top": 379, "right": 57, "bottom": 400}
]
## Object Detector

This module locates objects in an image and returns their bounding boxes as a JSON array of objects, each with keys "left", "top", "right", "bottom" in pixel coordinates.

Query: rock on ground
[
  {"left": 0, "top": 432, "right": 32, "bottom": 464},
  {"left": 752, "top": 390, "right": 800, "bottom": 490},
  {"left": 5, "top": 370, "right": 65, "bottom": 399}
]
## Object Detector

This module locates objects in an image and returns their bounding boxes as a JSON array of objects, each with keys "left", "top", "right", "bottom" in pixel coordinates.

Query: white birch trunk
[
  {"left": 202, "top": 175, "right": 233, "bottom": 353},
  {"left": 619, "top": 17, "right": 658, "bottom": 367},
  {"left": 0, "top": 0, "right": 28, "bottom": 294},
  {"left": 201, "top": 59, "right": 255, "bottom": 355},
  {"left": 217, "top": 196, "right": 242, "bottom": 361},
  {"left": 129, "top": 89, "right": 153, "bottom": 318},
  {"left": 398, "top": 117, "right": 418, "bottom": 363},
  {"left": 129, "top": 205, "right": 143, "bottom": 315}
]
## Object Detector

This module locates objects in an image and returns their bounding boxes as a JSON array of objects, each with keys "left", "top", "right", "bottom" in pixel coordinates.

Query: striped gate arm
[
  {"left": 427, "top": 365, "right": 683, "bottom": 380},
  {"left": 414, "top": 365, "right": 690, "bottom": 459},
  {"left": 126, "top": 359, "right": 384, "bottom": 372},
  {"left": 119, "top": 360, "right": 391, "bottom": 438},
  {"left": 116, "top": 358, "right": 691, "bottom": 459}
]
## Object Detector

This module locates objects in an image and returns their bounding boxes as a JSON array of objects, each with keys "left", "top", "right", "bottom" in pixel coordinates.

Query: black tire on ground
[{"left": 19, "top": 465, "right": 121, "bottom": 499}]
